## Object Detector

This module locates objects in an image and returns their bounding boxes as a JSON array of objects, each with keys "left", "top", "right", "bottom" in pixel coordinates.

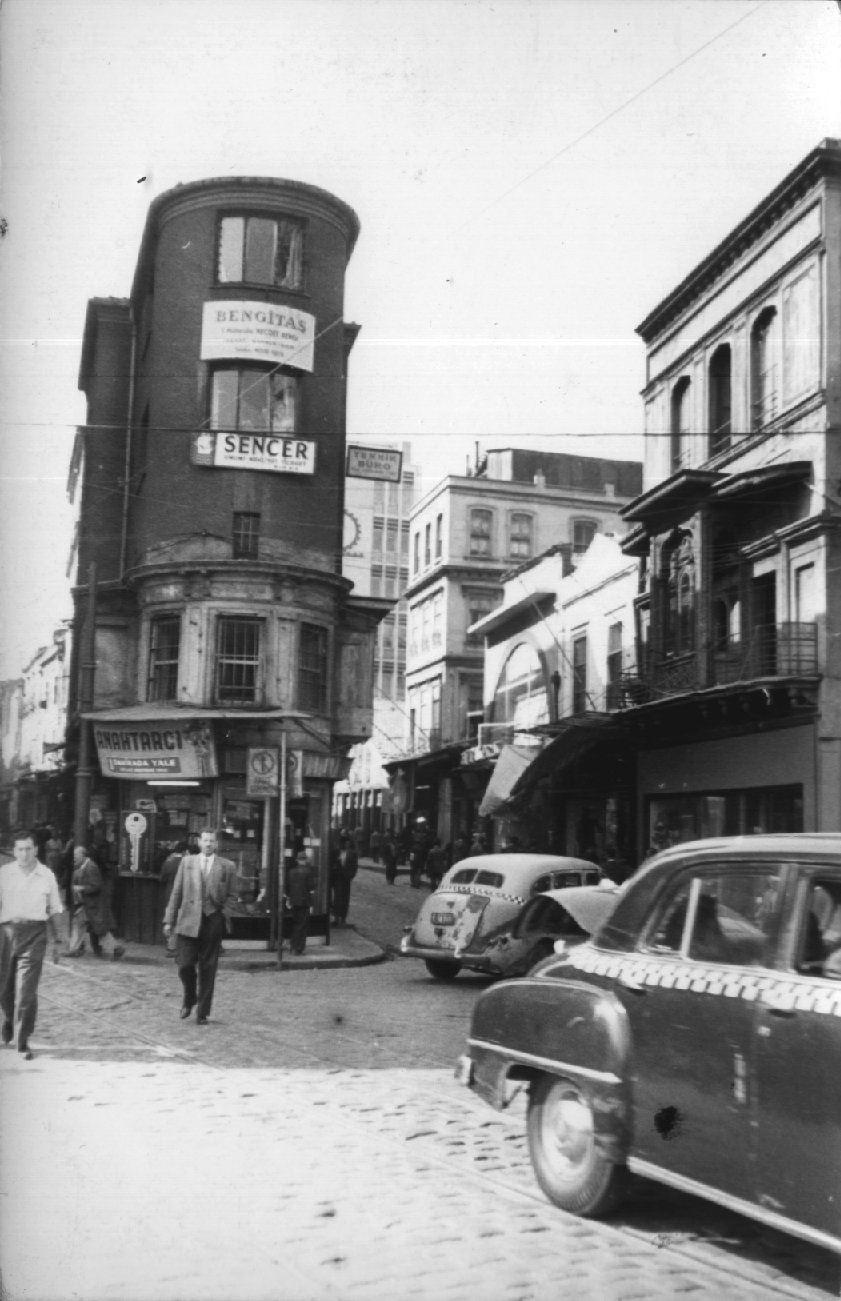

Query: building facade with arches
[{"left": 615, "top": 138, "right": 841, "bottom": 857}]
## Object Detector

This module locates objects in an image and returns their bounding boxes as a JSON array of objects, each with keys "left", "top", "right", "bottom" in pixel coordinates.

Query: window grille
[
  {"left": 148, "top": 615, "right": 180, "bottom": 702},
  {"left": 216, "top": 617, "right": 261, "bottom": 704}
]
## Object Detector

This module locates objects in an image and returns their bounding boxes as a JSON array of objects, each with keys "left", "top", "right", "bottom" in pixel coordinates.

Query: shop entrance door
[{"left": 221, "top": 798, "right": 269, "bottom": 938}]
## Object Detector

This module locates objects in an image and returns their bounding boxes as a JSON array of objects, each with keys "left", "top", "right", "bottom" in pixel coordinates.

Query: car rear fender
[{"left": 467, "top": 977, "right": 632, "bottom": 1149}]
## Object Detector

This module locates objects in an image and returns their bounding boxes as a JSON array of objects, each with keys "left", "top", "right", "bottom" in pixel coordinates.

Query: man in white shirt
[
  {"left": 162, "top": 828, "right": 237, "bottom": 1025},
  {"left": 0, "top": 829, "right": 64, "bottom": 1058}
]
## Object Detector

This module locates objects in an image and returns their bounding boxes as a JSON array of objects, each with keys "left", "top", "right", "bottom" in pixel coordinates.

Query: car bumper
[{"left": 399, "top": 934, "right": 496, "bottom": 972}]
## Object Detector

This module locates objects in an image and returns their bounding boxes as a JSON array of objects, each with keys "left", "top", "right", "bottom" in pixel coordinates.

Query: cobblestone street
[{"left": 0, "top": 869, "right": 838, "bottom": 1300}]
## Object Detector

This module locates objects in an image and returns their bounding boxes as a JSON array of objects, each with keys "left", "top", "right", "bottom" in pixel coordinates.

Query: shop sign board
[
  {"left": 93, "top": 721, "right": 218, "bottom": 779},
  {"left": 346, "top": 445, "right": 403, "bottom": 482},
  {"left": 200, "top": 300, "right": 315, "bottom": 372},
  {"left": 246, "top": 747, "right": 280, "bottom": 797},
  {"left": 190, "top": 431, "right": 316, "bottom": 476}
]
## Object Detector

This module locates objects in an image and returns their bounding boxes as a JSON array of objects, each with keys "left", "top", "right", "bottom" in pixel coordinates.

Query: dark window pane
[
  {"left": 148, "top": 616, "right": 180, "bottom": 702},
  {"left": 244, "top": 217, "right": 276, "bottom": 283},
  {"left": 233, "top": 513, "right": 260, "bottom": 559},
  {"left": 299, "top": 623, "right": 328, "bottom": 712}
]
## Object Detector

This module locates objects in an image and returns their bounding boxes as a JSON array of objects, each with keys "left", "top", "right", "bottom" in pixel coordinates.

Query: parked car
[
  {"left": 399, "top": 853, "right": 601, "bottom": 980},
  {"left": 482, "top": 881, "right": 624, "bottom": 978},
  {"left": 456, "top": 833, "right": 841, "bottom": 1255}
]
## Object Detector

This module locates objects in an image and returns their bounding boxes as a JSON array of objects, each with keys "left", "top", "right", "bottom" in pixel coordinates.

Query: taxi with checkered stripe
[
  {"left": 456, "top": 833, "right": 841, "bottom": 1255},
  {"left": 399, "top": 853, "right": 601, "bottom": 980}
]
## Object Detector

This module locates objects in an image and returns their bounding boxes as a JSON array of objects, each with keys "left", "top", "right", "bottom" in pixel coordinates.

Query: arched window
[
  {"left": 509, "top": 513, "right": 533, "bottom": 560},
  {"left": 751, "top": 307, "right": 778, "bottom": 430},
  {"left": 469, "top": 508, "right": 493, "bottom": 557},
  {"left": 670, "top": 377, "right": 692, "bottom": 472},
  {"left": 708, "top": 344, "right": 731, "bottom": 455},
  {"left": 663, "top": 531, "right": 695, "bottom": 656},
  {"left": 492, "top": 643, "right": 548, "bottom": 728}
]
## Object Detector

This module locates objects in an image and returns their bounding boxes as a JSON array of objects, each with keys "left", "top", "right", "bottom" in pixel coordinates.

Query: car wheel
[
  {"left": 424, "top": 957, "right": 461, "bottom": 981},
  {"left": 527, "top": 1074, "right": 626, "bottom": 1216}
]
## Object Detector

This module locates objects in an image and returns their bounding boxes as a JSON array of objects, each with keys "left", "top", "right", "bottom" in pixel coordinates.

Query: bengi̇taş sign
[
  {"left": 201, "top": 301, "right": 315, "bottom": 371},
  {"left": 191, "top": 432, "right": 316, "bottom": 475}
]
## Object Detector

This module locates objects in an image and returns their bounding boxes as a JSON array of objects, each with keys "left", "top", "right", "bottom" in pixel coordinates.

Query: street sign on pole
[{"left": 246, "top": 746, "right": 280, "bottom": 797}]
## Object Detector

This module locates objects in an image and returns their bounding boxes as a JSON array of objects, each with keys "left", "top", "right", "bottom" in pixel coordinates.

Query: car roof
[
  {"left": 446, "top": 853, "right": 600, "bottom": 887},
  {"left": 645, "top": 832, "right": 841, "bottom": 864}
]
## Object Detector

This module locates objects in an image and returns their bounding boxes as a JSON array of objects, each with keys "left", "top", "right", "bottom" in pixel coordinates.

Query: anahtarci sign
[{"left": 93, "top": 721, "right": 218, "bottom": 780}]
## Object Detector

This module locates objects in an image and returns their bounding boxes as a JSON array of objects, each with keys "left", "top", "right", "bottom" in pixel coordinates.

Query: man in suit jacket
[{"left": 162, "top": 829, "right": 237, "bottom": 1025}]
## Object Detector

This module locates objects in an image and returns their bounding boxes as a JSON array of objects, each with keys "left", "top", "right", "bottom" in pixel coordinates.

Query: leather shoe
[
  {"left": 196, "top": 1016, "right": 208, "bottom": 1026},
  {"left": 179, "top": 1004, "right": 193, "bottom": 1020}
]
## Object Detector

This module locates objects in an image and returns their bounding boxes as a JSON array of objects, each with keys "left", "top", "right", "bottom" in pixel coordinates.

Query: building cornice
[
  {"left": 131, "top": 176, "right": 360, "bottom": 301},
  {"left": 637, "top": 139, "right": 841, "bottom": 344}
]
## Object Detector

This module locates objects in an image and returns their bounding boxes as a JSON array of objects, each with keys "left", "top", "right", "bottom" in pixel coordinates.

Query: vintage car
[
  {"left": 485, "top": 881, "right": 624, "bottom": 978},
  {"left": 457, "top": 834, "right": 841, "bottom": 1255},
  {"left": 399, "top": 853, "right": 601, "bottom": 980}
]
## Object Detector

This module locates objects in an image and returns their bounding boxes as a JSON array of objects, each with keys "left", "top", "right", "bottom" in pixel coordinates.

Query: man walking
[
  {"left": 162, "top": 829, "right": 236, "bottom": 1025},
  {"left": 68, "top": 845, "right": 125, "bottom": 959},
  {"left": 284, "top": 851, "right": 313, "bottom": 955},
  {"left": 0, "top": 829, "right": 64, "bottom": 1058}
]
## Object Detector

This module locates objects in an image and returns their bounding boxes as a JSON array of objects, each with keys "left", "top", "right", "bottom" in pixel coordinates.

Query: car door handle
[
  {"left": 620, "top": 974, "right": 646, "bottom": 994},
  {"left": 761, "top": 992, "right": 797, "bottom": 1017}
]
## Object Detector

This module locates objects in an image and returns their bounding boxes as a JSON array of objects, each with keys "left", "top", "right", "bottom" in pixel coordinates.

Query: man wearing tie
[{"left": 162, "top": 828, "right": 237, "bottom": 1025}]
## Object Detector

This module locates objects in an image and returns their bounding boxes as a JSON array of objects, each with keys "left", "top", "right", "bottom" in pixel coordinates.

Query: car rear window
[
  {"left": 449, "top": 869, "right": 476, "bottom": 885},
  {"left": 473, "top": 870, "right": 504, "bottom": 888}
]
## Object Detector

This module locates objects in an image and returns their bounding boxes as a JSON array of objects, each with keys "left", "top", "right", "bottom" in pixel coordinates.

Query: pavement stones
[
  {"left": 1, "top": 907, "right": 838, "bottom": 1301},
  {"left": 3, "top": 1054, "right": 832, "bottom": 1301}
]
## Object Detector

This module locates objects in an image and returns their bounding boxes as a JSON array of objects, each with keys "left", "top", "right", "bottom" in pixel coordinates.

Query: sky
[{"left": 0, "top": 0, "right": 839, "bottom": 679}]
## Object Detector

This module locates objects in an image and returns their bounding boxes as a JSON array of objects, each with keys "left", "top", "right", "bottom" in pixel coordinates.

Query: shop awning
[
  {"left": 82, "top": 705, "right": 311, "bottom": 722},
  {"left": 468, "top": 588, "right": 555, "bottom": 638},
  {"left": 509, "top": 714, "right": 627, "bottom": 802},
  {"left": 477, "top": 744, "right": 542, "bottom": 817}
]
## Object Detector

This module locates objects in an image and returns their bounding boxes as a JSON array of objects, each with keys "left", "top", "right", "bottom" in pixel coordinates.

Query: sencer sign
[{"left": 191, "top": 431, "right": 316, "bottom": 476}]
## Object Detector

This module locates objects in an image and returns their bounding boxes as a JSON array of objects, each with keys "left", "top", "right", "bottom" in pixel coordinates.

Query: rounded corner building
[{"left": 71, "top": 176, "right": 387, "bottom": 941}]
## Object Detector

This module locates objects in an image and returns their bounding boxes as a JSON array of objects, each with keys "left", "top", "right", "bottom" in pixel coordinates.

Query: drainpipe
[
  {"left": 119, "top": 306, "right": 137, "bottom": 580},
  {"left": 73, "top": 563, "right": 97, "bottom": 845}
]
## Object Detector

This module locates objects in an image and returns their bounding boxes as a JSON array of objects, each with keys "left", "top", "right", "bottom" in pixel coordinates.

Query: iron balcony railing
[{"left": 614, "top": 621, "right": 818, "bottom": 707}]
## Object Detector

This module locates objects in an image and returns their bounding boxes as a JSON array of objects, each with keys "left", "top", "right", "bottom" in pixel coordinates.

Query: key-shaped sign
[{"left": 124, "top": 812, "right": 147, "bottom": 873}]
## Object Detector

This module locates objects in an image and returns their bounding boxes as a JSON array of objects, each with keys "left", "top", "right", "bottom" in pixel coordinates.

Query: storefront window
[{"left": 646, "top": 785, "right": 803, "bottom": 857}]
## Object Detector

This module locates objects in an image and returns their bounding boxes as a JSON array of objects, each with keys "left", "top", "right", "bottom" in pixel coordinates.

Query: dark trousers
[
  {"left": 287, "top": 905, "right": 309, "bottom": 954},
  {"left": 331, "top": 875, "right": 352, "bottom": 922},
  {"left": 0, "top": 920, "right": 47, "bottom": 1050},
  {"left": 174, "top": 911, "right": 225, "bottom": 1019}
]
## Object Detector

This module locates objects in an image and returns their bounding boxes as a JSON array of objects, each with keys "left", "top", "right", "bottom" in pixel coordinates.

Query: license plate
[
  {"left": 431, "top": 912, "right": 456, "bottom": 926},
  {"left": 454, "top": 1054, "right": 474, "bottom": 1086}
]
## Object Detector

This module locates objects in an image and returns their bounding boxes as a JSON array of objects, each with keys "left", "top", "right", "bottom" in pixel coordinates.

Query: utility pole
[{"left": 73, "top": 562, "right": 97, "bottom": 845}]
